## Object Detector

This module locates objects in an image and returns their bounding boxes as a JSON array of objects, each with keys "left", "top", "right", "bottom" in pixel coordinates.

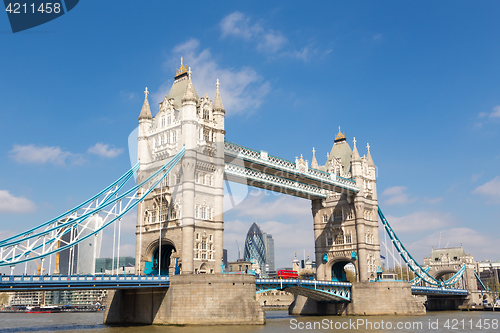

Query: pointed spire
[
  {"left": 176, "top": 57, "right": 187, "bottom": 77},
  {"left": 334, "top": 126, "right": 346, "bottom": 143},
  {"left": 311, "top": 147, "right": 319, "bottom": 169},
  {"left": 138, "top": 87, "right": 152, "bottom": 120},
  {"left": 351, "top": 137, "right": 360, "bottom": 161},
  {"left": 181, "top": 76, "right": 196, "bottom": 103},
  {"left": 293, "top": 251, "right": 300, "bottom": 263},
  {"left": 366, "top": 143, "right": 375, "bottom": 166},
  {"left": 213, "top": 79, "right": 225, "bottom": 112}
]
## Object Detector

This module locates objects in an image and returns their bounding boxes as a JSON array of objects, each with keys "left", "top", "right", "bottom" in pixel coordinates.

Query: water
[{"left": 0, "top": 310, "right": 499, "bottom": 332}]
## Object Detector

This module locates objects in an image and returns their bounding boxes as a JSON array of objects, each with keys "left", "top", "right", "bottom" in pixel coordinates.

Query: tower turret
[
  {"left": 212, "top": 79, "right": 226, "bottom": 274},
  {"left": 311, "top": 147, "right": 319, "bottom": 169},
  {"left": 292, "top": 252, "right": 300, "bottom": 272},
  {"left": 137, "top": 87, "right": 153, "bottom": 166},
  {"left": 351, "top": 137, "right": 362, "bottom": 178}
]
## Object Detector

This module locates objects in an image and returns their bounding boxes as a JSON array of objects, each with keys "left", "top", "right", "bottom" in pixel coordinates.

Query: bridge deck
[
  {"left": 0, "top": 275, "right": 468, "bottom": 298},
  {"left": 0, "top": 275, "right": 169, "bottom": 291}
]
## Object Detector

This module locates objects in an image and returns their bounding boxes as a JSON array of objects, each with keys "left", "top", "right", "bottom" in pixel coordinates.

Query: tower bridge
[{"left": 0, "top": 60, "right": 482, "bottom": 325}]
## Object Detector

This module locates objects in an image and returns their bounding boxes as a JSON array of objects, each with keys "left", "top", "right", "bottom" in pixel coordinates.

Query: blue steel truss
[
  {"left": 410, "top": 285, "right": 468, "bottom": 296},
  {"left": 0, "top": 147, "right": 185, "bottom": 267},
  {"left": 0, "top": 275, "right": 169, "bottom": 291},
  {"left": 256, "top": 278, "right": 351, "bottom": 302},
  {"left": 378, "top": 207, "right": 466, "bottom": 287},
  {"left": 474, "top": 271, "right": 488, "bottom": 291}
]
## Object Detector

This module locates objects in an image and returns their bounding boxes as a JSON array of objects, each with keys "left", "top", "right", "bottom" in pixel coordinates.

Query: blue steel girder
[
  {"left": 256, "top": 279, "right": 351, "bottom": 302},
  {"left": 224, "top": 141, "right": 358, "bottom": 199},
  {"left": 0, "top": 275, "right": 170, "bottom": 291},
  {"left": 411, "top": 285, "right": 468, "bottom": 296}
]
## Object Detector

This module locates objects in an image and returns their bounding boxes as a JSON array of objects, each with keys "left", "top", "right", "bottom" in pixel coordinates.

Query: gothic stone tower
[
  {"left": 135, "top": 59, "right": 225, "bottom": 275},
  {"left": 311, "top": 128, "right": 380, "bottom": 282}
]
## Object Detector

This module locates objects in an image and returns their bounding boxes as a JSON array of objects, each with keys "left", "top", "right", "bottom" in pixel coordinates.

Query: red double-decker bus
[{"left": 277, "top": 270, "right": 298, "bottom": 279}]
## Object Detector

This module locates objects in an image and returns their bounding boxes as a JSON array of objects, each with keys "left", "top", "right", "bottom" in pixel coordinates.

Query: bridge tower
[
  {"left": 135, "top": 59, "right": 225, "bottom": 276},
  {"left": 423, "top": 246, "right": 483, "bottom": 306},
  {"left": 311, "top": 129, "right": 381, "bottom": 282}
]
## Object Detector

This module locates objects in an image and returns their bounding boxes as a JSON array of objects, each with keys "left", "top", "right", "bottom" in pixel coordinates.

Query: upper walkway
[{"left": 224, "top": 141, "right": 359, "bottom": 199}]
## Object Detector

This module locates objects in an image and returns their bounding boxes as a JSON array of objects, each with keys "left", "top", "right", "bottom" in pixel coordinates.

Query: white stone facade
[
  {"left": 312, "top": 130, "right": 381, "bottom": 282},
  {"left": 135, "top": 61, "right": 225, "bottom": 275}
]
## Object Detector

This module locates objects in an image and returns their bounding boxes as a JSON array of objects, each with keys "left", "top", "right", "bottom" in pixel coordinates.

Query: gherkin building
[{"left": 243, "top": 223, "right": 266, "bottom": 276}]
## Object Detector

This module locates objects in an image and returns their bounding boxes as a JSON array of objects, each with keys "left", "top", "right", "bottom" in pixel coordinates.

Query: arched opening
[
  {"left": 144, "top": 243, "right": 176, "bottom": 276},
  {"left": 199, "top": 263, "right": 208, "bottom": 274},
  {"left": 331, "top": 260, "right": 356, "bottom": 282},
  {"left": 434, "top": 269, "right": 457, "bottom": 282}
]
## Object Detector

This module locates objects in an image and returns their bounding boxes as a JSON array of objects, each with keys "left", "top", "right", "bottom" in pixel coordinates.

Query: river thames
[{"left": 0, "top": 310, "right": 499, "bottom": 333}]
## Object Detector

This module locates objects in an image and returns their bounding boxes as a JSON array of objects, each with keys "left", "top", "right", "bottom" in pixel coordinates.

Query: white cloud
[
  {"left": 220, "top": 11, "right": 262, "bottom": 39},
  {"left": 490, "top": 106, "right": 500, "bottom": 118},
  {"left": 478, "top": 106, "right": 500, "bottom": 119},
  {"left": 383, "top": 211, "right": 453, "bottom": 233},
  {"left": 422, "top": 197, "right": 443, "bottom": 204},
  {"left": 473, "top": 176, "right": 500, "bottom": 203},
  {"left": 88, "top": 143, "right": 124, "bottom": 158},
  {"left": 372, "top": 34, "right": 383, "bottom": 41},
  {"left": 381, "top": 186, "right": 416, "bottom": 205},
  {"left": 219, "top": 11, "right": 321, "bottom": 61},
  {"left": 405, "top": 228, "right": 499, "bottom": 263},
  {"left": 229, "top": 191, "right": 311, "bottom": 220},
  {"left": 156, "top": 38, "right": 270, "bottom": 116},
  {"left": 0, "top": 190, "right": 36, "bottom": 213},
  {"left": 10, "top": 144, "right": 84, "bottom": 165},
  {"left": 256, "top": 31, "right": 287, "bottom": 53},
  {"left": 471, "top": 172, "right": 483, "bottom": 182}
]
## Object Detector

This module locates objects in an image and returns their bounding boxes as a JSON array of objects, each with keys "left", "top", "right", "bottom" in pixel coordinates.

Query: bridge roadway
[{"left": 0, "top": 275, "right": 468, "bottom": 301}]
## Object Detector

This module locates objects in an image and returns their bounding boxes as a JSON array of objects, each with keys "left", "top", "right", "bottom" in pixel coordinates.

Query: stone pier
[
  {"left": 104, "top": 274, "right": 265, "bottom": 325},
  {"left": 289, "top": 281, "right": 426, "bottom": 316}
]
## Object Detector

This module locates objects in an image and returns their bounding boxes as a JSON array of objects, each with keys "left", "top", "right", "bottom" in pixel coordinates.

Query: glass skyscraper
[
  {"left": 263, "top": 232, "right": 275, "bottom": 274},
  {"left": 243, "top": 223, "right": 275, "bottom": 277},
  {"left": 243, "top": 223, "right": 266, "bottom": 276}
]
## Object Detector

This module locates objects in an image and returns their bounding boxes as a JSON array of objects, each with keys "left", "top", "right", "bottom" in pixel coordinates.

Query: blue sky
[{"left": 1, "top": 1, "right": 500, "bottom": 274}]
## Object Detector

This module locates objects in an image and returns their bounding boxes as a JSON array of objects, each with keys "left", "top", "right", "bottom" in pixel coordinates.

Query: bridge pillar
[
  {"left": 103, "top": 274, "right": 264, "bottom": 325},
  {"left": 289, "top": 281, "right": 425, "bottom": 316}
]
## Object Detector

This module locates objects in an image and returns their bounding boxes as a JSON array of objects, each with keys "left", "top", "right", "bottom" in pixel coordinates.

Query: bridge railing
[
  {"left": 256, "top": 278, "right": 352, "bottom": 287},
  {"left": 225, "top": 163, "right": 328, "bottom": 198},
  {"left": 0, "top": 275, "right": 170, "bottom": 291},
  {"left": 224, "top": 141, "right": 358, "bottom": 192}
]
